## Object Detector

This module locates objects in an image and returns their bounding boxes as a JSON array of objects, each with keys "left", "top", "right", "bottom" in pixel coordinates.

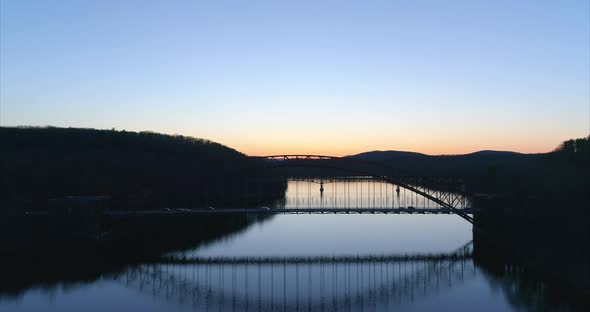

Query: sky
[{"left": 1, "top": 0, "right": 589, "bottom": 156}]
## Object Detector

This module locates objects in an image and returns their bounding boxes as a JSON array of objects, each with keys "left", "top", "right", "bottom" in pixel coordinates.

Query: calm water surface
[{"left": 0, "top": 180, "right": 573, "bottom": 312}]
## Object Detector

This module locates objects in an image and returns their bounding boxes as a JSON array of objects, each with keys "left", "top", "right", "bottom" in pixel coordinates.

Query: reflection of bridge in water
[{"left": 115, "top": 243, "right": 475, "bottom": 312}]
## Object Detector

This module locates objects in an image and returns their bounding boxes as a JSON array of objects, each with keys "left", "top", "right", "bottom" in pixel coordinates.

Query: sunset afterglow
[{"left": 1, "top": 0, "right": 588, "bottom": 155}]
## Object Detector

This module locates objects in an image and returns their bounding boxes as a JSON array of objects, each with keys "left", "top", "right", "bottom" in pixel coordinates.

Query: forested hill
[
  {"left": 349, "top": 149, "right": 547, "bottom": 178},
  {"left": 349, "top": 151, "right": 549, "bottom": 192},
  {"left": 348, "top": 142, "right": 589, "bottom": 194},
  {"left": 0, "top": 127, "right": 267, "bottom": 208}
]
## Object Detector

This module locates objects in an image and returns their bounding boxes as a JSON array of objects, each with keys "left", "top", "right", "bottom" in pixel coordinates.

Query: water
[
  {"left": 0, "top": 180, "right": 578, "bottom": 312},
  {"left": 271, "top": 178, "right": 471, "bottom": 210}
]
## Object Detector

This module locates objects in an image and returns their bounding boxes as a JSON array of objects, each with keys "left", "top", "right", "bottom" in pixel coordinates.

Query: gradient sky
[{"left": 1, "top": 0, "right": 589, "bottom": 156}]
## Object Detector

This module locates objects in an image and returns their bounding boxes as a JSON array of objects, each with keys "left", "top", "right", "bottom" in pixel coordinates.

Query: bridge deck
[{"left": 106, "top": 207, "right": 474, "bottom": 217}]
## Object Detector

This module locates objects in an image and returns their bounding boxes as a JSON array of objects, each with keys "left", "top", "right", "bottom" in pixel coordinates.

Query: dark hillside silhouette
[
  {"left": 551, "top": 136, "right": 590, "bottom": 164},
  {"left": 348, "top": 144, "right": 588, "bottom": 195},
  {"left": 0, "top": 127, "right": 284, "bottom": 211}
]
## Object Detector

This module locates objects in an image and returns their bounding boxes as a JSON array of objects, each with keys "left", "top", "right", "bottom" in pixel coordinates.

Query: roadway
[{"left": 105, "top": 207, "right": 474, "bottom": 217}]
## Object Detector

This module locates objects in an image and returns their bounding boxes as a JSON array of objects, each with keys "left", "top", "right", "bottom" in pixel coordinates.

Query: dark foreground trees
[{"left": 0, "top": 126, "right": 283, "bottom": 211}]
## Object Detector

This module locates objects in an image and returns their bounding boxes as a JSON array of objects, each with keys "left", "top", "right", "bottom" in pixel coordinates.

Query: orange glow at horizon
[
  {"left": 221, "top": 138, "right": 564, "bottom": 157},
  {"left": 141, "top": 125, "right": 584, "bottom": 158},
  {"left": 202, "top": 125, "right": 575, "bottom": 157}
]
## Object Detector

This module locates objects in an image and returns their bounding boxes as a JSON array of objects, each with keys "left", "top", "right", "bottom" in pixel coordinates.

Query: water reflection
[
  {"left": 272, "top": 178, "right": 471, "bottom": 210},
  {"left": 475, "top": 253, "right": 586, "bottom": 312},
  {"left": 119, "top": 246, "right": 474, "bottom": 312},
  {"left": 0, "top": 179, "right": 584, "bottom": 312}
]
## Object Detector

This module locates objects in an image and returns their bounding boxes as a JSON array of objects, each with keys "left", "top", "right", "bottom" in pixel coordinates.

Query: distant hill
[
  {"left": 349, "top": 149, "right": 546, "bottom": 174},
  {"left": 350, "top": 149, "right": 536, "bottom": 160},
  {"left": 350, "top": 150, "right": 430, "bottom": 161},
  {"left": 347, "top": 150, "right": 548, "bottom": 193}
]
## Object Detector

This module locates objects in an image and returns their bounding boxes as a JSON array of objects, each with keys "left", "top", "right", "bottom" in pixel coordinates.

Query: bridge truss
[{"left": 253, "top": 155, "right": 474, "bottom": 223}]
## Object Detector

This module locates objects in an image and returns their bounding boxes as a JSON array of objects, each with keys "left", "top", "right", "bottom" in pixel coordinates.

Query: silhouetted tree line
[
  {"left": 349, "top": 137, "right": 589, "bottom": 194},
  {"left": 536, "top": 136, "right": 590, "bottom": 212},
  {"left": 0, "top": 127, "right": 285, "bottom": 211},
  {"left": 552, "top": 136, "right": 590, "bottom": 164},
  {"left": 348, "top": 137, "right": 589, "bottom": 217}
]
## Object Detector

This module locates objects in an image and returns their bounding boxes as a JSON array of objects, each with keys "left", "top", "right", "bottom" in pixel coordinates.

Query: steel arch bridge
[{"left": 252, "top": 155, "right": 473, "bottom": 223}]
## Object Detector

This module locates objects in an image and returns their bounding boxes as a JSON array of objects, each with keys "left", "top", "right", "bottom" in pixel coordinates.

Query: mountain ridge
[{"left": 348, "top": 149, "right": 547, "bottom": 159}]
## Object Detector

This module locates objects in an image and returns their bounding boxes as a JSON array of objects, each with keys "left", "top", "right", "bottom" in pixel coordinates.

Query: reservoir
[{"left": 0, "top": 179, "right": 579, "bottom": 311}]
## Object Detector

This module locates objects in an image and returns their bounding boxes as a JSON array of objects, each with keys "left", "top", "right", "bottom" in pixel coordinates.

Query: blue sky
[{"left": 1, "top": 0, "right": 588, "bottom": 155}]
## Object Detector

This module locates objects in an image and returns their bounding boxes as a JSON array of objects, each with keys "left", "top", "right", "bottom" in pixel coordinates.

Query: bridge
[
  {"left": 107, "top": 207, "right": 473, "bottom": 217},
  {"left": 253, "top": 155, "right": 473, "bottom": 223},
  {"left": 105, "top": 154, "right": 474, "bottom": 223}
]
